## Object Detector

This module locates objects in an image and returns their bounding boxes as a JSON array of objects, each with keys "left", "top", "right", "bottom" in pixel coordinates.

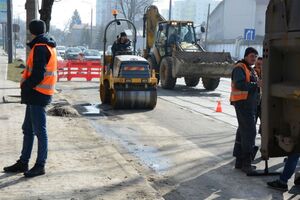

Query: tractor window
[
  {"left": 180, "top": 25, "right": 196, "bottom": 44},
  {"left": 156, "top": 24, "right": 167, "bottom": 56}
]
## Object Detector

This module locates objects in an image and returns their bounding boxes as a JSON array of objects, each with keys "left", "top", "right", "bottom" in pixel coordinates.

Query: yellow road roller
[{"left": 100, "top": 13, "right": 157, "bottom": 109}]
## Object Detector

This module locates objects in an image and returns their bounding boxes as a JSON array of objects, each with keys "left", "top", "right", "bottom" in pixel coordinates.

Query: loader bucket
[{"left": 172, "top": 51, "right": 234, "bottom": 78}]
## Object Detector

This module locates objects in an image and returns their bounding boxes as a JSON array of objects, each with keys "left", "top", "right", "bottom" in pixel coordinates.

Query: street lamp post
[
  {"left": 169, "top": 0, "right": 172, "bottom": 20},
  {"left": 6, "top": 0, "right": 13, "bottom": 63}
]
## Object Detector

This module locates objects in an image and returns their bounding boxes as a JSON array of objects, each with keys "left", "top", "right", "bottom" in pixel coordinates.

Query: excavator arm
[{"left": 143, "top": 5, "right": 165, "bottom": 57}]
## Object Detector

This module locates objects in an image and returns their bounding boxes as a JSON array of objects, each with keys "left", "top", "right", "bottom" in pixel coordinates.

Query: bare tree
[
  {"left": 39, "top": 0, "right": 55, "bottom": 32},
  {"left": 118, "top": 0, "right": 153, "bottom": 22}
]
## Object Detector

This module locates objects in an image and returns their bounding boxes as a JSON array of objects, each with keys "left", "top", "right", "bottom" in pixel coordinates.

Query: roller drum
[{"left": 111, "top": 90, "right": 157, "bottom": 109}]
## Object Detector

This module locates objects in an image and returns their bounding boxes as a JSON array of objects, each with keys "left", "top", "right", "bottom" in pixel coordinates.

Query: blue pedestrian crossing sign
[{"left": 244, "top": 29, "right": 256, "bottom": 41}]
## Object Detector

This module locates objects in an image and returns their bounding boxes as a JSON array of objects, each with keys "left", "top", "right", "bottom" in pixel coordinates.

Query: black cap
[
  {"left": 29, "top": 19, "right": 46, "bottom": 35},
  {"left": 244, "top": 47, "right": 258, "bottom": 58},
  {"left": 120, "top": 32, "right": 127, "bottom": 37}
]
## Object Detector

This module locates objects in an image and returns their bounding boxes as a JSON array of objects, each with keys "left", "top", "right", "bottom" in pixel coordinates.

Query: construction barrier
[{"left": 57, "top": 60, "right": 102, "bottom": 81}]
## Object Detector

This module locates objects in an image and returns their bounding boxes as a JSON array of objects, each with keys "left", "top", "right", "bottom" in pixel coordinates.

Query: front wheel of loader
[
  {"left": 160, "top": 57, "right": 176, "bottom": 89},
  {"left": 184, "top": 77, "right": 200, "bottom": 87},
  {"left": 202, "top": 77, "right": 220, "bottom": 91},
  {"left": 100, "top": 81, "right": 111, "bottom": 104}
]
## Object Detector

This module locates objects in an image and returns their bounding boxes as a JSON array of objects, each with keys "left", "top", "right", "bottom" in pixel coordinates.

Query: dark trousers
[
  {"left": 20, "top": 105, "right": 48, "bottom": 166},
  {"left": 280, "top": 154, "right": 300, "bottom": 183},
  {"left": 233, "top": 101, "right": 257, "bottom": 160}
]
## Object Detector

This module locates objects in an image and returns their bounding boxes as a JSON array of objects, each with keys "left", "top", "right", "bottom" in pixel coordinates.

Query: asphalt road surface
[{"left": 56, "top": 76, "right": 300, "bottom": 200}]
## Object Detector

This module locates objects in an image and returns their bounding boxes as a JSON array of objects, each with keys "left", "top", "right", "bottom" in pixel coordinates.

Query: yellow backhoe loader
[{"left": 143, "top": 5, "right": 234, "bottom": 90}]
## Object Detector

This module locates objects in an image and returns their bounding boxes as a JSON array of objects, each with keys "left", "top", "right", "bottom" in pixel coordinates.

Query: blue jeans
[
  {"left": 20, "top": 105, "right": 48, "bottom": 166},
  {"left": 280, "top": 153, "right": 300, "bottom": 183}
]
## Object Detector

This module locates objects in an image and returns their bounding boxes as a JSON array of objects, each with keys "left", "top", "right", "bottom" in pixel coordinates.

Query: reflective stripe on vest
[
  {"left": 230, "top": 63, "right": 250, "bottom": 102},
  {"left": 21, "top": 43, "right": 57, "bottom": 95}
]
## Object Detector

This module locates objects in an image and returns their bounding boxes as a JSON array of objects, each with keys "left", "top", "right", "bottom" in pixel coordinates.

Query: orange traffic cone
[{"left": 216, "top": 101, "right": 222, "bottom": 113}]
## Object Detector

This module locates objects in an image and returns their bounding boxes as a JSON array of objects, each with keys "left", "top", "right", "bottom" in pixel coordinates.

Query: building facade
[
  {"left": 96, "top": 0, "right": 118, "bottom": 27},
  {"left": 171, "top": 0, "right": 221, "bottom": 26},
  {"left": 207, "top": 0, "right": 269, "bottom": 58},
  {"left": 208, "top": 0, "right": 269, "bottom": 40}
]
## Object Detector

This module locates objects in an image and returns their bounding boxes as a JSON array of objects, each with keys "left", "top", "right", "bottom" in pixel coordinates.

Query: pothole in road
[
  {"left": 47, "top": 99, "right": 80, "bottom": 117},
  {"left": 47, "top": 105, "right": 80, "bottom": 117},
  {"left": 2, "top": 95, "right": 21, "bottom": 103},
  {"left": 0, "top": 116, "right": 9, "bottom": 120}
]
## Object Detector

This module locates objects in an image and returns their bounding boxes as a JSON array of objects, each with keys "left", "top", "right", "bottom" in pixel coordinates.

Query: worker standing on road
[
  {"left": 230, "top": 47, "right": 261, "bottom": 174},
  {"left": 3, "top": 19, "right": 57, "bottom": 178},
  {"left": 254, "top": 57, "right": 263, "bottom": 134}
]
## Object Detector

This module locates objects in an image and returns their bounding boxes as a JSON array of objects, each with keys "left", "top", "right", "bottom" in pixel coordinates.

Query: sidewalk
[{"left": 0, "top": 49, "right": 161, "bottom": 200}]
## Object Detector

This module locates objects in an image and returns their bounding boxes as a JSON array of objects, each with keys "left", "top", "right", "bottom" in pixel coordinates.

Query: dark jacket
[
  {"left": 21, "top": 34, "right": 57, "bottom": 106},
  {"left": 111, "top": 38, "right": 131, "bottom": 56},
  {"left": 231, "top": 59, "right": 259, "bottom": 110}
]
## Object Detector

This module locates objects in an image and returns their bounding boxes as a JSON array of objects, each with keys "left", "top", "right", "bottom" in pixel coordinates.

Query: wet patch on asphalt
[{"left": 91, "top": 121, "right": 171, "bottom": 174}]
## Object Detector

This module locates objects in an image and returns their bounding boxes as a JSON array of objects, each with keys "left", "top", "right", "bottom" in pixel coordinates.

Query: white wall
[
  {"left": 207, "top": 42, "right": 263, "bottom": 60},
  {"left": 255, "top": 1, "right": 268, "bottom": 36},
  {"left": 208, "top": 1, "right": 224, "bottom": 40},
  {"left": 223, "top": 0, "right": 256, "bottom": 40},
  {"left": 208, "top": 0, "right": 268, "bottom": 40}
]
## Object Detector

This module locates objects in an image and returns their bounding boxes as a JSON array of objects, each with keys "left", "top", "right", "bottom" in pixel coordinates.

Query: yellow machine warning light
[{"left": 112, "top": 9, "right": 118, "bottom": 16}]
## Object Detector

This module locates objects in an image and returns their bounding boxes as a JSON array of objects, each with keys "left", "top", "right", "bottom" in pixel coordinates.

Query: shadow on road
[
  {"left": 162, "top": 160, "right": 288, "bottom": 200},
  {"left": 157, "top": 85, "right": 222, "bottom": 98}
]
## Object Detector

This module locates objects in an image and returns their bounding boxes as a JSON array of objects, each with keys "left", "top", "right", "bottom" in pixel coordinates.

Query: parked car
[
  {"left": 57, "top": 52, "right": 65, "bottom": 70},
  {"left": 77, "top": 46, "right": 87, "bottom": 52},
  {"left": 65, "top": 47, "right": 82, "bottom": 60},
  {"left": 83, "top": 49, "right": 102, "bottom": 61},
  {"left": 56, "top": 45, "right": 66, "bottom": 58},
  {"left": 16, "top": 42, "right": 24, "bottom": 49}
]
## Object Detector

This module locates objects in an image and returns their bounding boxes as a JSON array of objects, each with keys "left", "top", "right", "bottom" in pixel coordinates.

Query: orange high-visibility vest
[
  {"left": 230, "top": 63, "right": 251, "bottom": 102},
  {"left": 21, "top": 43, "right": 57, "bottom": 95}
]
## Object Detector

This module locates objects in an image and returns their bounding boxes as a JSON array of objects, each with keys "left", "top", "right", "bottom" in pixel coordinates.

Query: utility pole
[
  {"left": 6, "top": 0, "right": 13, "bottom": 63},
  {"left": 25, "top": 0, "right": 38, "bottom": 59},
  {"left": 204, "top": 3, "right": 210, "bottom": 49},
  {"left": 90, "top": 8, "right": 93, "bottom": 48},
  {"left": 168, "top": 0, "right": 172, "bottom": 20}
]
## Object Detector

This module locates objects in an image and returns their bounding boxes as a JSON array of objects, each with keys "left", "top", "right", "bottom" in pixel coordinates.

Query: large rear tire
[
  {"left": 202, "top": 77, "right": 220, "bottom": 91},
  {"left": 184, "top": 77, "right": 200, "bottom": 87},
  {"left": 100, "top": 81, "right": 111, "bottom": 104},
  {"left": 160, "top": 57, "right": 176, "bottom": 89}
]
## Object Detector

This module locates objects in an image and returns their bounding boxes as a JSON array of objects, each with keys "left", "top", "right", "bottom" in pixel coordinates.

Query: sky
[{"left": 13, "top": 0, "right": 217, "bottom": 30}]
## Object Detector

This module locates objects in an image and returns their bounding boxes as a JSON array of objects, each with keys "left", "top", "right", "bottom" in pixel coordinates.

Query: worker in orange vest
[
  {"left": 3, "top": 19, "right": 57, "bottom": 178},
  {"left": 230, "top": 47, "right": 262, "bottom": 174}
]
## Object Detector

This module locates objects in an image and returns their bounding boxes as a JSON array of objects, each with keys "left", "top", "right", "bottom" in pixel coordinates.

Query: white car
[{"left": 56, "top": 45, "right": 66, "bottom": 58}]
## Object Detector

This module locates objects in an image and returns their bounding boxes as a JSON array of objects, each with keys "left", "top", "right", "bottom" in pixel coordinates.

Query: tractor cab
[{"left": 155, "top": 21, "right": 203, "bottom": 57}]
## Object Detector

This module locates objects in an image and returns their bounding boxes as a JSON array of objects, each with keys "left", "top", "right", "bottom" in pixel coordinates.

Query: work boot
[
  {"left": 267, "top": 179, "right": 288, "bottom": 191},
  {"left": 294, "top": 173, "right": 300, "bottom": 186},
  {"left": 234, "top": 158, "right": 243, "bottom": 169},
  {"left": 3, "top": 160, "right": 28, "bottom": 173},
  {"left": 241, "top": 157, "right": 257, "bottom": 175},
  {"left": 235, "top": 158, "right": 256, "bottom": 170},
  {"left": 24, "top": 164, "right": 45, "bottom": 178}
]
